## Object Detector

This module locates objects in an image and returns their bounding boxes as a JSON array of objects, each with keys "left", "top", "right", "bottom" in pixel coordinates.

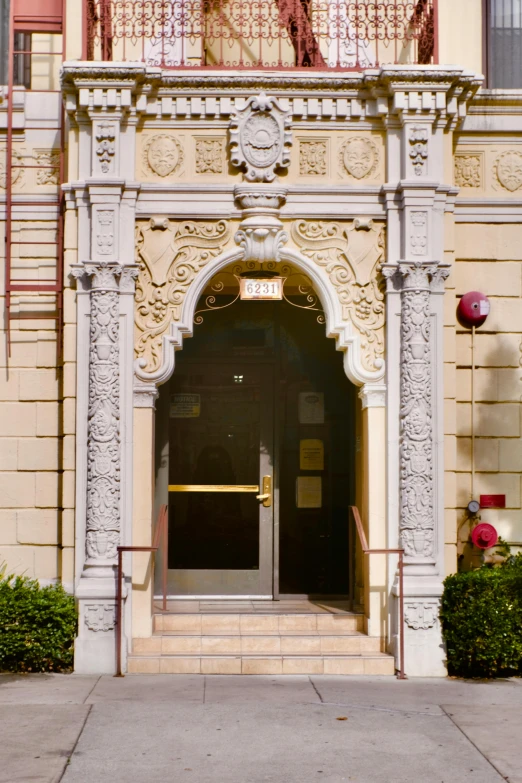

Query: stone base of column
[
  {"left": 74, "top": 575, "right": 119, "bottom": 675},
  {"left": 394, "top": 582, "right": 447, "bottom": 677}
]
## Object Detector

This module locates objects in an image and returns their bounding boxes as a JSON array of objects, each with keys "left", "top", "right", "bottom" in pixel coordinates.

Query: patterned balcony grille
[{"left": 85, "top": 0, "right": 436, "bottom": 69}]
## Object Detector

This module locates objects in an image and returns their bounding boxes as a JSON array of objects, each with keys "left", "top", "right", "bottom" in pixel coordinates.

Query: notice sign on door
[
  {"left": 170, "top": 394, "right": 201, "bottom": 418},
  {"left": 298, "top": 392, "right": 324, "bottom": 424},
  {"left": 300, "top": 439, "right": 324, "bottom": 471},
  {"left": 296, "top": 476, "right": 322, "bottom": 509}
]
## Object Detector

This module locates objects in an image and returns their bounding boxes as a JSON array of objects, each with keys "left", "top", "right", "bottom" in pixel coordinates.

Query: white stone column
[{"left": 64, "top": 71, "right": 143, "bottom": 673}]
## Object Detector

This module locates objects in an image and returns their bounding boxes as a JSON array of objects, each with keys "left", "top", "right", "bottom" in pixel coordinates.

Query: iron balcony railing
[{"left": 84, "top": 0, "right": 437, "bottom": 70}]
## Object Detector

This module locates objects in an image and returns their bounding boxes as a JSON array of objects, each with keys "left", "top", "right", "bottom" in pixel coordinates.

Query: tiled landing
[{"left": 128, "top": 602, "right": 395, "bottom": 676}]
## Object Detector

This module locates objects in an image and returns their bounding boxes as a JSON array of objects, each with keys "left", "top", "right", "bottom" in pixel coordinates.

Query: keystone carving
[
  {"left": 229, "top": 92, "right": 292, "bottom": 182},
  {"left": 291, "top": 219, "right": 385, "bottom": 373}
]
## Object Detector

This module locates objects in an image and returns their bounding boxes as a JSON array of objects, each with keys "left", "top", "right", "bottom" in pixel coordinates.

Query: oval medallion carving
[{"left": 143, "top": 134, "right": 183, "bottom": 177}]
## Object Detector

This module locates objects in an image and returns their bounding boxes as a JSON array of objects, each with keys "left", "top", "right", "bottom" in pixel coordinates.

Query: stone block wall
[{"left": 445, "top": 223, "right": 522, "bottom": 570}]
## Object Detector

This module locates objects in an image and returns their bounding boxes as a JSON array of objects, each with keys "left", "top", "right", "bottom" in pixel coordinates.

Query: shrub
[
  {"left": 440, "top": 556, "right": 522, "bottom": 678},
  {"left": 0, "top": 572, "right": 77, "bottom": 673}
]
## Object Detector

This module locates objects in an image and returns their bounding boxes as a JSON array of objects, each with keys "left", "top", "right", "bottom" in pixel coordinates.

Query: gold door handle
[{"left": 256, "top": 475, "right": 272, "bottom": 507}]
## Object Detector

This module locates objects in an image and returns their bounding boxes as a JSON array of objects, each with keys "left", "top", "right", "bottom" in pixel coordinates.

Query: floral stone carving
[
  {"left": 195, "top": 138, "right": 224, "bottom": 174},
  {"left": 142, "top": 134, "right": 184, "bottom": 177},
  {"left": 71, "top": 262, "right": 138, "bottom": 565},
  {"left": 494, "top": 151, "right": 522, "bottom": 192},
  {"left": 339, "top": 137, "right": 379, "bottom": 180},
  {"left": 135, "top": 219, "right": 232, "bottom": 374},
  {"left": 95, "top": 123, "right": 116, "bottom": 174},
  {"left": 230, "top": 92, "right": 292, "bottom": 182},
  {"left": 299, "top": 140, "right": 327, "bottom": 176},
  {"left": 291, "top": 219, "right": 385, "bottom": 373},
  {"left": 454, "top": 154, "right": 482, "bottom": 188},
  {"left": 398, "top": 262, "right": 449, "bottom": 560},
  {"left": 409, "top": 126, "right": 429, "bottom": 176}
]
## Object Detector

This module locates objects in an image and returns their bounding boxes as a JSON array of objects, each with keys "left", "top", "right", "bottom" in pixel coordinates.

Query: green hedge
[
  {"left": 0, "top": 572, "right": 77, "bottom": 673},
  {"left": 440, "top": 556, "right": 522, "bottom": 678}
]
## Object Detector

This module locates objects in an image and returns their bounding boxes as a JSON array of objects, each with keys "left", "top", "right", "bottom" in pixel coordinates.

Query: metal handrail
[
  {"left": 115, "top": 504, "right": 169, "bottom": 677},
  {"left": 349, "top": 505, "right": 406, "bottom": 680}
]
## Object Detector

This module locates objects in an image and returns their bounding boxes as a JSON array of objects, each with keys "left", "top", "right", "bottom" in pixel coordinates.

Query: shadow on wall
[{"left": 455, "top": 329, "right": 522, "bottom": 571}]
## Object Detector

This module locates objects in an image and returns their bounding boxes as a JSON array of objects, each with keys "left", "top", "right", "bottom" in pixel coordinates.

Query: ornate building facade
[{"left": 1, "top": 0, "right": 522, "bottom": 676}]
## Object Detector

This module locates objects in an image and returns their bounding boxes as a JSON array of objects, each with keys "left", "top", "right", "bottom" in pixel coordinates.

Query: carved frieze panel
[
  {"left": 0, "top": 147, "right": 25, "bottom": 189},
  {"left": 494, "top": 150, "right": 522, "bottom": 192},
  {"left": 195, "top": 137, "right": 225, "bottom": 174},
  {"left": 35, "top": 149, "right": 60, "bottom": 185},
  {"left": 135, "top": 218, "right": 232, "bottom": 373},
  {"left": 141, "top": 134, "right": 184, "bottom": 178},
  {"left": 299, "top": 139, "right": 328, "bottom": 176},
  {"left": 339, "top": 136, "right": 379, "bottom": 180},
  {"left": 291, "top": 219, "right": 385, "bottom": 373},
  {"left": 454, "top": 153, "right": 482, "bottom": 188}
]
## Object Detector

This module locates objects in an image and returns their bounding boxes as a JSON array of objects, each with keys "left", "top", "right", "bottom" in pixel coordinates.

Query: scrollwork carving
[
  {"left": 84, "top": 603, "right": 116, "bottom": 632},
  {"left": 134, "top": 219, "right": 232, "bottom": 374},
  {"left": 291, "top": 219, "right": 385, "bottom": 373},
  {"left": 404, "top": 602, "right": 438, "bottom": 630}
]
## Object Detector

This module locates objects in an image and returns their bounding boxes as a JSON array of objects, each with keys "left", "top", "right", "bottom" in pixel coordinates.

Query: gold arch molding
[{"left": 133, "top": 216, "right": 386, "bottom": 402}]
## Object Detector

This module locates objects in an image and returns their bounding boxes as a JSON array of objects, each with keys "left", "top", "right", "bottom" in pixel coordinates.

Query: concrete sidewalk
[{"left": 0, "top": 674, "right": 520, "bottom": 783}]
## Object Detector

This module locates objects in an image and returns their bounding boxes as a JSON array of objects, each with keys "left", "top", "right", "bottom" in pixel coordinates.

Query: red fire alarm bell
[
  {"left": 457, "top": 291, "right": 490, "bottom": 329},
  {"left": 471, "top": 523, "right": 498, "bottom": 550}
]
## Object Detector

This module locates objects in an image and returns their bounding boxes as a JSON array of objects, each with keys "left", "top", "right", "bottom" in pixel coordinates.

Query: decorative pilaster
[
  {"left": 72, "top": 260, "right": 138, "bottom": 674},
  {"left": 398, "top": 262, "right": 448, "bottom": 561}
]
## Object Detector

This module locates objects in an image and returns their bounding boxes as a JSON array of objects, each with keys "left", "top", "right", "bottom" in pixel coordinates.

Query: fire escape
[{"left": 4, "top": 0, "right": 65, "bottom": 358}]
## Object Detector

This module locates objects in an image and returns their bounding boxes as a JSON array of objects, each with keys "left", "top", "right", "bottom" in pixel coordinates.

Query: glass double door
[
  {"left": 165, "top": 362, "right": 274, "bottom": 597},
  {"left": 154, "top": 298, "right": 355, "bottom": 598}
]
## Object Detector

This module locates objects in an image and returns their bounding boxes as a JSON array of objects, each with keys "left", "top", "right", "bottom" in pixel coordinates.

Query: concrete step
[
  {"left": 153, "top": 613, "right": 364, "bottom": 634},
  {"left": 127, "top": 653, "right": 395, "bottom": 676},
  {"left": 133, "top": 633, "right": 382, "bottom": 656}
]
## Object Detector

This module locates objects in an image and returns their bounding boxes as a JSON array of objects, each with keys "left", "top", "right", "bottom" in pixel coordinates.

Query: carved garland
[
  {"left": 291, "top": 219, "right": 385, "bottom": 373},
  {"left": 135, "top": 219, "right": 232, "bottom": 374}
]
